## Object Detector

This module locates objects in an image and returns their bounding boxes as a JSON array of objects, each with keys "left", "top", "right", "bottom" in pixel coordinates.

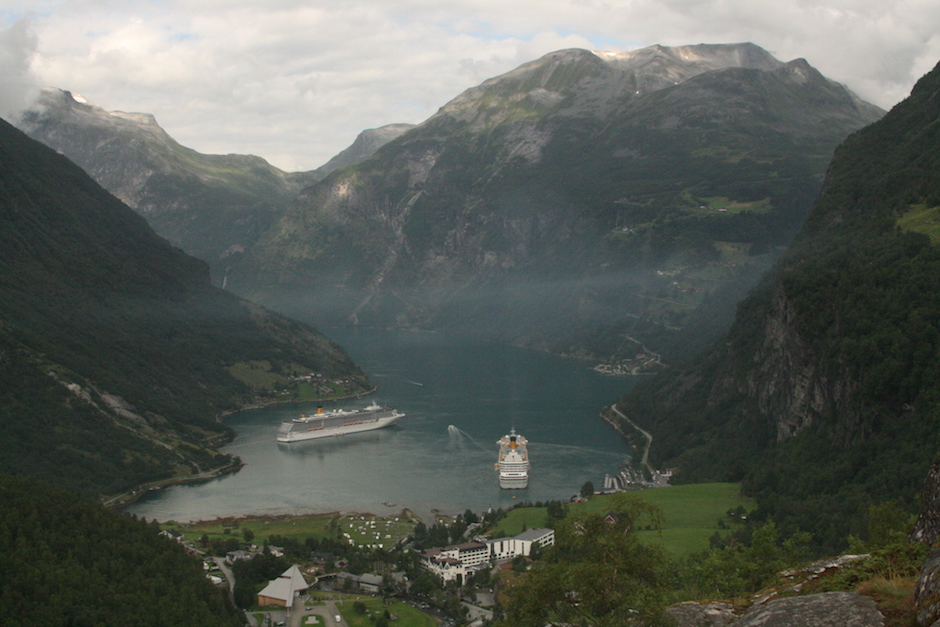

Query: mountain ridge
[
  {"left": 17, "top": 43, "right": 885, "bottom": 364},
  {"left": 228, "top": 42, "right": 883, "bottom": 363}
]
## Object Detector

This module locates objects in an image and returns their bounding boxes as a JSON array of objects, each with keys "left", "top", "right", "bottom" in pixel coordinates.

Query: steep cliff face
[
  {"left": 229, "top": 43, "right": 882, "bottom": 363},
  {"left": 621, "top": 59, "right": 940, "bottom": 550},
  {"left": 715, "top": 285, "right": 864, "bottom": 445}
]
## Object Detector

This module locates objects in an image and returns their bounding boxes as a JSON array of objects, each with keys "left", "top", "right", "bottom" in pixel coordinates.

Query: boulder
[
  {"left": 734, "top": 591, "right": 883, "bottom": 627},
  {"left": 665, "top": 601, "right": 736, "bottom": 626},
  {"left": 915, "top": 548, "right": 940, "bottom": 627}
]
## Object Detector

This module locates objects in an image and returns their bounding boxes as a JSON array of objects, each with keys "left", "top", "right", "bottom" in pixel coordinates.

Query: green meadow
[
  {"left": 163, "top": 484, "right": 751, "bottom": 558},
  {"left": 162, "top": 511, "right": 419, "bottom": 549},
  {"left": 490, "top": 483, "right": 754, "bottom": 558},
  {"left": 334, "top": 597, "right": 435, "bottom": 627}
]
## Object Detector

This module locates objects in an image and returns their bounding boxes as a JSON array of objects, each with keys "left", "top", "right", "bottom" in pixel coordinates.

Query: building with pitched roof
[{"left": 257, "top": 565, "right": 310, "bottom": 608}]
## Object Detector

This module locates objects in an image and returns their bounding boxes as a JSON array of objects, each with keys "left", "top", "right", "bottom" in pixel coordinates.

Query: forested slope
[
  {"left": 616, "top": 59, "right": 940, "bottom": 552},
  {"left": 0, "top": 475, "right": 241, "bottom": 626},
  {"left": 0, "top": 117, "right": 370, "bottom": 497}
]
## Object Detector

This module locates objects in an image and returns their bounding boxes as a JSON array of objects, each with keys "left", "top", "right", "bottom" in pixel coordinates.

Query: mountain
[
  {"left": 0, "top": 116, "right": 371, "bottom": 498},
  {"left": 316, "top": 123, "right": 415, "bottom": 175},
  {"left": 19, "top": 90, "right": 413, "bottom": 288},
  {"left": 616, "top": 59, "right": 940, "bottom": 551},
  {"left": 223, "top": 43, "right": 884, "bottom": 363},
  {"left": 18, "top": 88, "right": 323, "bottom": 284}
]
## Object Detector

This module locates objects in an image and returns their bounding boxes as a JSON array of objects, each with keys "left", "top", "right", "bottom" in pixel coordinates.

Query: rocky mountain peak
[
  {"left": 25, "top": 87, "right": 165, "bottom": 138},
  {"left": 593, "top": 41, "right": 781, "bottom": 75},
  {"left": 430, "top": 42, "right": 819, "bottom": 128},
  {"left": 316, "top": 123, "right": 416, "bottom": 175}
]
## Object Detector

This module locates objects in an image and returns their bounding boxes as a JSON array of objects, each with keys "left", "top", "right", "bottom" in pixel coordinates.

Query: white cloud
[
  {"left": 0, "top": 16, "right": 38, "bottom": 122},
  {"left": 0, "top": 0, "right": 937, "bottom": 170}
]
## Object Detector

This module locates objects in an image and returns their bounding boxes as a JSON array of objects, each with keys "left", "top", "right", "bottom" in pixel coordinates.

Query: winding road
[{"left": 610, "top": 403, "right": 654, "bottom": 476}]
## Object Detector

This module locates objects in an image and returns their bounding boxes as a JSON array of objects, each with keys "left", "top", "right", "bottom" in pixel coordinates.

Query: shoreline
[
  {"left": 160, "top": 506, "right": 424, "bottom": 528},
  {"left": 108, "top": 389, "right": 379, "bottom": 512},
  {"left": 217, "top": 386, "right": 379, "bottom": 419},
  {"left": 104, "top": 458, "right": 245, "bottom": 511}
]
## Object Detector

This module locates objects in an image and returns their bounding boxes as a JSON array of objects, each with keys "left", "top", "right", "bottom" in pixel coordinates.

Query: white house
[{"left": 488, "top": 528, "right": 554, "bottom": 561}]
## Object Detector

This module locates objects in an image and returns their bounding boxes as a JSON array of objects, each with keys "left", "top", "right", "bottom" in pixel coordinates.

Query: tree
[
  {"left": 682, "top": 521, "right": 812, "bottom": 598},
  {"left": 497, "top": 495, "right": 671, "bottom": 627},
  {"left": 580, "top": 481, "right": 595, "bottom": 498}
]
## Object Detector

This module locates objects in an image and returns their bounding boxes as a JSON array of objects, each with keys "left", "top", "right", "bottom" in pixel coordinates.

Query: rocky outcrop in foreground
[
  {"left": 667, "top": 592, "right": 884, "bottom": 627},
  {"left": 915, "top": 548, "right": 940, "bottom": 627},
  {"left": 910, "top": 456, "right": 940, "bottom": 626}
]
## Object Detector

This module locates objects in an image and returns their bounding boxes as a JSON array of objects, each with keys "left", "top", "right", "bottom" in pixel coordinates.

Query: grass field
[
  {"left": 163, "top": 512, "right": 337, "bottom": 545},
  {"left": 335, "top": 598, "right": 435, "bottom": 627},
  {"left": 162, "top": 510, "right": 419, "bottom": 550},
  {"left": 898, "top": 203, "right": 940, "bottom": 242},
  {"left": 163, "top": 484, "right": 750, "bottom": 559},
  {"left": 489, "top": 483, "right": 753, "bottom": 558}
]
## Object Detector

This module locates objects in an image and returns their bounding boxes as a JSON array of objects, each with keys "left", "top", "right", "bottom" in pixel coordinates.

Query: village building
[
  {"left": 420, "top": 529, "right": 555, "bottom": 583},
  {"left": 257, "top": 565, "right": 310, "bottom": 609},
  {"left": 488, "top": 528, "right": 554, "bottom": 561},
  {"left": 335, "top": 572, "right": 384, "bottom": 594},
  {"left": 159, "top": 529, "right": 184, "bottom": 542}
]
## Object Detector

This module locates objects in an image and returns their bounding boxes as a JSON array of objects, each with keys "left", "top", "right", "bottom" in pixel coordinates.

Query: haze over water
[{"left": 128, "top": 328, "right": 637, "bottom": 522}]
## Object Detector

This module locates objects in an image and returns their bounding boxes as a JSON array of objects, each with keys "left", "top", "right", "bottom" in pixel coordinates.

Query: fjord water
[{"left": 128, "top": 328, "right": 637, "bottom": 522}]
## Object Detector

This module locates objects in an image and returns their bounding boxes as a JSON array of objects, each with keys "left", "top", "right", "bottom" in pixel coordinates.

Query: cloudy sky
[{"left": 1, "top": 1, "right": 938, "bottom": 171}]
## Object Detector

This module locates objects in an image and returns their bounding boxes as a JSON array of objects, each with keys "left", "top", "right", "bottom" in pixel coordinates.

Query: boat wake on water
[{"left": 447, "top": 425, "right": 486, "bottom": 450}]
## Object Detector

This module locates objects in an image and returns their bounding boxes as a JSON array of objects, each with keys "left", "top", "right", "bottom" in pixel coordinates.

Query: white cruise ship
[
  {"left": 276, "top": 402, "right": 403, "bottom": 442},
  {"left": 496, "top": 428, "right": 529, "bottom": 489}
]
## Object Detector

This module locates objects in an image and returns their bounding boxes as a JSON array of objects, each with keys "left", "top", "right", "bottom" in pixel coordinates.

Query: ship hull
[{"left": 499, "top": 472, "right": 529, "bottom": 489}]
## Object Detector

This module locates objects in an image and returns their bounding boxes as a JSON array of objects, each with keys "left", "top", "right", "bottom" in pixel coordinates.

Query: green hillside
[{"left": 618, "top": 59, "right": 940, "bottom": 552}]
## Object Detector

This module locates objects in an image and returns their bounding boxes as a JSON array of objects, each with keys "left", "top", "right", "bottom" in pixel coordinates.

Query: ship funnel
[{"left": 317, "top": 406, "right": 324, "bottom": 415}]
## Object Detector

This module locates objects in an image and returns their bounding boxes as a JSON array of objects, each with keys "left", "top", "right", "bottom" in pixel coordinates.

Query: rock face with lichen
[
  {"left": 912, "top": 459, "right": 940, "bottom": 545},
  {"left": 666, "top": 592, "right": 884, "bottom": 627},
  {"left": 912, "top": 459, "right": 940, "bottom": 626},
  {"left": 734, "top": 592, "right": 883, "bottom": 627},
  {"left": 915, "top": 548, "right": 940, "bottom": 627}
]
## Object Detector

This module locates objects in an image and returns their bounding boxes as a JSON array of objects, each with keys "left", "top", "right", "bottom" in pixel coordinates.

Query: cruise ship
[
  {"left": 496, "top": 428, "right": 529, "bottom": 489},
  {"left": 276, "top": 402, "right": 404, "bottom": 442}
]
